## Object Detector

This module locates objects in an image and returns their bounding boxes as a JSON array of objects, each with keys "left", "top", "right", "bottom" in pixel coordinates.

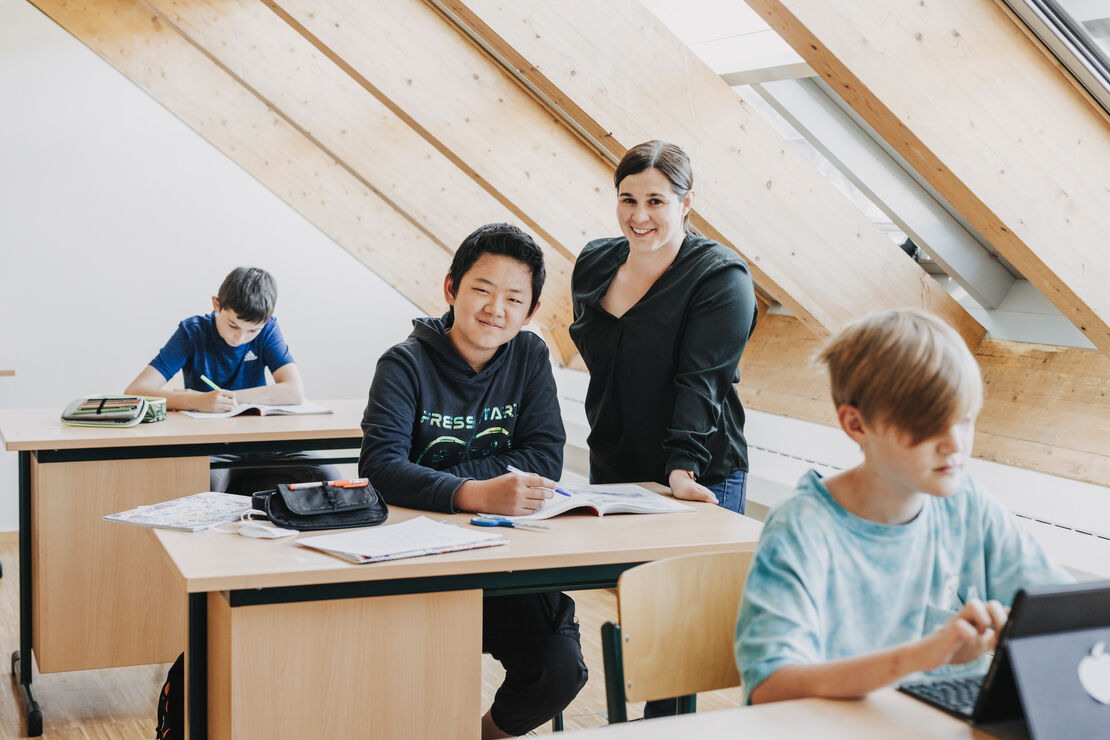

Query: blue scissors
[{"left": 470, "top": 515, "right": 549, "bottom": 532}]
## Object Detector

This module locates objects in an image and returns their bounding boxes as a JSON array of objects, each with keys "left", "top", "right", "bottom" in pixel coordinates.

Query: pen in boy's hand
[
  {"left": 199, "top": 374, "right": 222, "bottom": 392},
  {"left": 505, "top": 464, "right": 572, "bottom": 496}
]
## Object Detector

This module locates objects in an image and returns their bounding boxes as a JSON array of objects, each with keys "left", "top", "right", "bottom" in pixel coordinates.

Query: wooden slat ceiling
[
  {"left": 439, "top": 0, "right": 985, "bottom": 347},
  {"left": 27, "top": 0, "right": 1107, "bottom": 487},
  {"left": 738, "top": 314, "right": 1110, "bottom": 487},
  {"left": 746, "top": 0, "right": 1110, "bottom": 358},
  {"left": 31, "top": 0, "right": 451, "bottom": 316}
]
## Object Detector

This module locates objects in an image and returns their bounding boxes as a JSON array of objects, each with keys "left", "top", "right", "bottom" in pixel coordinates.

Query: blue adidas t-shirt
[
  {"left": 149, "top": 312, "right": 294, "bottom": 392},
  {"left": 735, "top": 470, "right": 1071, "bottom": 703}
]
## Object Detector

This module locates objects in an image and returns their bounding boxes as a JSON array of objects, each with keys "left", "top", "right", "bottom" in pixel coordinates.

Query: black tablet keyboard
[{"left": 898, "top": 675, "right": 983, "bottom": 719}]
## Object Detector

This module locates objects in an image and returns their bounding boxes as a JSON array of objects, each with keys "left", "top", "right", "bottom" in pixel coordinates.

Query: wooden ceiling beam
[
  {"left": 437, "top": 0, "right": 985, "bottom": 346},
  {"left": 30, "top": 0, "right": 450, "bottom": 317},
  {"left": 263, "top": 0, "right": 617, "bottom": 264},
  {"left": 141, "top": 0, "right": 578, "bottom": 363},
  {"left": 745, "top": 0, "right": 1110, "bottom": 358}
]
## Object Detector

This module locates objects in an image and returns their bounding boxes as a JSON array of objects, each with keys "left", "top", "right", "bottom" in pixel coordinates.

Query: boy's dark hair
[
  {"left": 447, "top": 224, "right": 546, "bottom": 314},
  {"left": 216, "top": 267, "right": 278, "bottom": 324}
]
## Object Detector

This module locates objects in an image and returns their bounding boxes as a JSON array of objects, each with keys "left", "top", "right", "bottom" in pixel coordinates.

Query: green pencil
[{"left": 199, "top": 375, "right": 222, "bottom": 392}]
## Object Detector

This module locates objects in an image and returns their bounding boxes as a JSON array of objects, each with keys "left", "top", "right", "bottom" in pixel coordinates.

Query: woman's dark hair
[
  {"left": 613, "top": 140, "right": 694, "bottom": 228},
  {"left": 447, "top": 223, "right": 546, "bottom": 314},
  {"left": 216, "top": 267, "right": 277, "bottom": 324}
]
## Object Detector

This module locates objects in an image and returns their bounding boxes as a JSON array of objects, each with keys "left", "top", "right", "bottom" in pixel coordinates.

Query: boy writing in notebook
[
  {"left": 359, "top": 223, "right": 586, "bottom": 738},
  {"left": 735, "top": 308, "right": 1070, "bottom": 704},
  {"left": 126, "top": 266, "right": 337, "bottom": 492}
]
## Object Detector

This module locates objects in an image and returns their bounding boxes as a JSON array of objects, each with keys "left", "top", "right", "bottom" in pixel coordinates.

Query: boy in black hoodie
[{"left": 359, "top": 223, "right": 586, "bottom": 738}]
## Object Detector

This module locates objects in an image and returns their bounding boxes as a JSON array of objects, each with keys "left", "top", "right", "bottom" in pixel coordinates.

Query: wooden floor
[{"left": 0, "top": 540, "right": 744, "bottom": 736}]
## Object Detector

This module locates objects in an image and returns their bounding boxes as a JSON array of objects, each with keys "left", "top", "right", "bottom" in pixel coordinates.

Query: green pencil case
[{"left": 141, "top": 396, "right": 167, "bottom": 423}]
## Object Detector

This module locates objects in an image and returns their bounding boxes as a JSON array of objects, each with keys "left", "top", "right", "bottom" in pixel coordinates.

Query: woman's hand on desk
[
  {"left": 454, "top": 472, "right": 556, "bottom": 516},
  {"left": 668, "top": 469, "right": 718, "bottom": 505}
]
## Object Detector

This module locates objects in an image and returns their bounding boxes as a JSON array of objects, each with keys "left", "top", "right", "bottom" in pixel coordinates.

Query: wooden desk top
[
  {"left": 0, "top": 399, "right": 365, "bottom": 451},
  {"left": 153, "top": 499, "right": 764, "bottom": 593},
  {"left": 558, "top": 689, "right": 1026, "bottom": 739}
]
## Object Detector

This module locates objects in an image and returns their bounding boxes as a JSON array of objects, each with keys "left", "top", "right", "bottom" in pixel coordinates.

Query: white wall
[{"left": 0, "top": 0, "right": 420, "bottom": 531}]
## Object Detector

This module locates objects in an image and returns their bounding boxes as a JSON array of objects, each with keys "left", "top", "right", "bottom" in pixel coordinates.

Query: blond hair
[{"left": 819, "top": 309, "right": 982, "bottom": 444}]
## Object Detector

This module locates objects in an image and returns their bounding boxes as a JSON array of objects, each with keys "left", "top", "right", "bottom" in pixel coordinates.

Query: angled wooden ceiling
[
  {"left": 29, "top": 0, "right": 1109, "bottom": 487},
  {"left": 437, "top": 0, "right": 983, "bottom": 346},
  {"left": 746, "top": 0, "right": 1110, "bottom": 358}
]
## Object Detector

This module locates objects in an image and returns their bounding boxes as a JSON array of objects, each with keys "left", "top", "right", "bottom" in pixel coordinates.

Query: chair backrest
[{"left": 617, "top": 550, "right": 753, "bottom": 702}]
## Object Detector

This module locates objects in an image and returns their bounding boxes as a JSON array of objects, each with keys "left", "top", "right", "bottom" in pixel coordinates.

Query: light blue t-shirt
[{"left": 735, "top": 470, "right": 1071, "bottom": 703}]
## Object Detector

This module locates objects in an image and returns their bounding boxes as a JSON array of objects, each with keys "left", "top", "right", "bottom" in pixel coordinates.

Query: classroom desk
[
  {"left": 0, "top": 400, "right": 365, "bottom": 736},
  {"left": 152, "top": 498, "right": 764, "bottom": 739},
  {"left": 556, "top": 688, "right": 1028, "bottom": 739}
]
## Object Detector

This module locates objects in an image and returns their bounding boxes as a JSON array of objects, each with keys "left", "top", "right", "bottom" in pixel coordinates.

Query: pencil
[
  {"left": 199, "top": 375, "right": 222, "bottom": 392},
  {"left": 505, "top": 464, "right": 572, "bottom": 496}
]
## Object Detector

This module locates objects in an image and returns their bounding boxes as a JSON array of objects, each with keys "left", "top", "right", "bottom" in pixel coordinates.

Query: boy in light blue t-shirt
[{"left": 735, "top": 309, "right": 1071, "bottom": 705}]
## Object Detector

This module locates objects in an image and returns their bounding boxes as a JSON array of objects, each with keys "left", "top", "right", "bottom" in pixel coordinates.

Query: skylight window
[{"left": 1002, "top": 0, "right": 1110, "bottom": 116}]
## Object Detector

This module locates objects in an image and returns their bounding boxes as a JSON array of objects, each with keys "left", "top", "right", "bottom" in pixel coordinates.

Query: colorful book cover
[{"left": 104, "top": 492, "right": 252, "bottom": 532}]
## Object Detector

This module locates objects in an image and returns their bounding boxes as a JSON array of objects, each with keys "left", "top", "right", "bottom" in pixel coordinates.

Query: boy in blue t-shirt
[
  {"left": 126, "top": 266, "right": 337, "bottom": 492},
  {"left": 735, "top": 308, "right": 1071, "bottom": 704}
]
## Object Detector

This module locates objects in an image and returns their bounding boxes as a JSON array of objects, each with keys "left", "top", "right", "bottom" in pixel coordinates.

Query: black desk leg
[
  {"left": 11, "top": 451, "right": 43, "bottom": 736},
  {"left": 188, "top": 593, "right": 208, "bottom": 740}
]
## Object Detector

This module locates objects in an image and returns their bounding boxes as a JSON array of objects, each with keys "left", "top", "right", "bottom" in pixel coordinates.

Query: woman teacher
[{"left": 570, "top": 139, "right": 758, "bottom": 514}]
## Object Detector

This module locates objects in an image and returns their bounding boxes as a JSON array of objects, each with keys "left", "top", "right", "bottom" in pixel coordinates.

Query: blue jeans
[
  {"left": 587, "top": 469, "right": 748, "bottom": 514},
  {"left": 643, "top": 469, "right": 747, "bottom": 720},
  {"left": 705, "top": 468, "right": 747, "bottom": 515}
]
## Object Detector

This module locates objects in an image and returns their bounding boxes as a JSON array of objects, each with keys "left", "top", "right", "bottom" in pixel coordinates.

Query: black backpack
[{"left": 155, "top": 652, "right": 184, "bottom": 740}]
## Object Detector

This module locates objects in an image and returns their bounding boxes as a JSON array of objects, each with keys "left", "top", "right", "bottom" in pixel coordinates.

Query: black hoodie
[{"left": 359, "top": 314, "right": 566, "bottom": 513}]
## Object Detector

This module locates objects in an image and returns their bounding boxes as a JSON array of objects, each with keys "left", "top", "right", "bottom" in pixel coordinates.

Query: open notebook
[
  {"left": 496, "top": 483, "right": 694, "bottom": 521},
  {"left": 297, "top": 516, "right": 508, "bottom": 564},
  {"left": 181, "top": 400, "right": 332, "bottom": 419}
]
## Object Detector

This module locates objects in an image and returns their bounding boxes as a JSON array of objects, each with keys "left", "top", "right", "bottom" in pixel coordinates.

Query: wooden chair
[{"left": 600, "top": 550, "right": 754, "bottom": 722}]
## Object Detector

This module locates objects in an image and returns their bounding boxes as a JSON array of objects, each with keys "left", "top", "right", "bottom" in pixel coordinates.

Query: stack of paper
[{"left": 297, "top": 516, "right": 508, "bottom": 564}]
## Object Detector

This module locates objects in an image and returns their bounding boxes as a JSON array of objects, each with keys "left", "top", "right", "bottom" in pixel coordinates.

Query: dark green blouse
[{"left": 569, "top": 235, "right": 758, "bottom": 486}]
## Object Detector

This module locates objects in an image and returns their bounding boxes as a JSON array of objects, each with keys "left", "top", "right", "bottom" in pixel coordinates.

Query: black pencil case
[{"left": 251, "top": 479, "right": 388, "bottom": 531}]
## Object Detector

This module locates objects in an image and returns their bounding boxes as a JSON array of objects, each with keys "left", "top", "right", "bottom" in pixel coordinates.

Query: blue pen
[
  {"left": 470, "top": 515, "right": 549, "bottom": 532},
  {"left": 505, "top": 464, "right": 572, "bottom": 497}
]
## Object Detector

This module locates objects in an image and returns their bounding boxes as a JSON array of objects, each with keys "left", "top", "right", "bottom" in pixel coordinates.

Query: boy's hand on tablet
[
  {"left": 919, "top": 598, "right": 1008, "bottom": 670},
  {"left": 455, "top": 472, "right": 556, "bottom": 516}
]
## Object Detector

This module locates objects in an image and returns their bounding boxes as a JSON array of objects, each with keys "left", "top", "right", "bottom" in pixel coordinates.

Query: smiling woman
[
  {"left": 569, "top": 140, "right": 759, "bottom": 510},
  {"left": 569, "top": 141, "right": 759, "bottom": 719}
]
